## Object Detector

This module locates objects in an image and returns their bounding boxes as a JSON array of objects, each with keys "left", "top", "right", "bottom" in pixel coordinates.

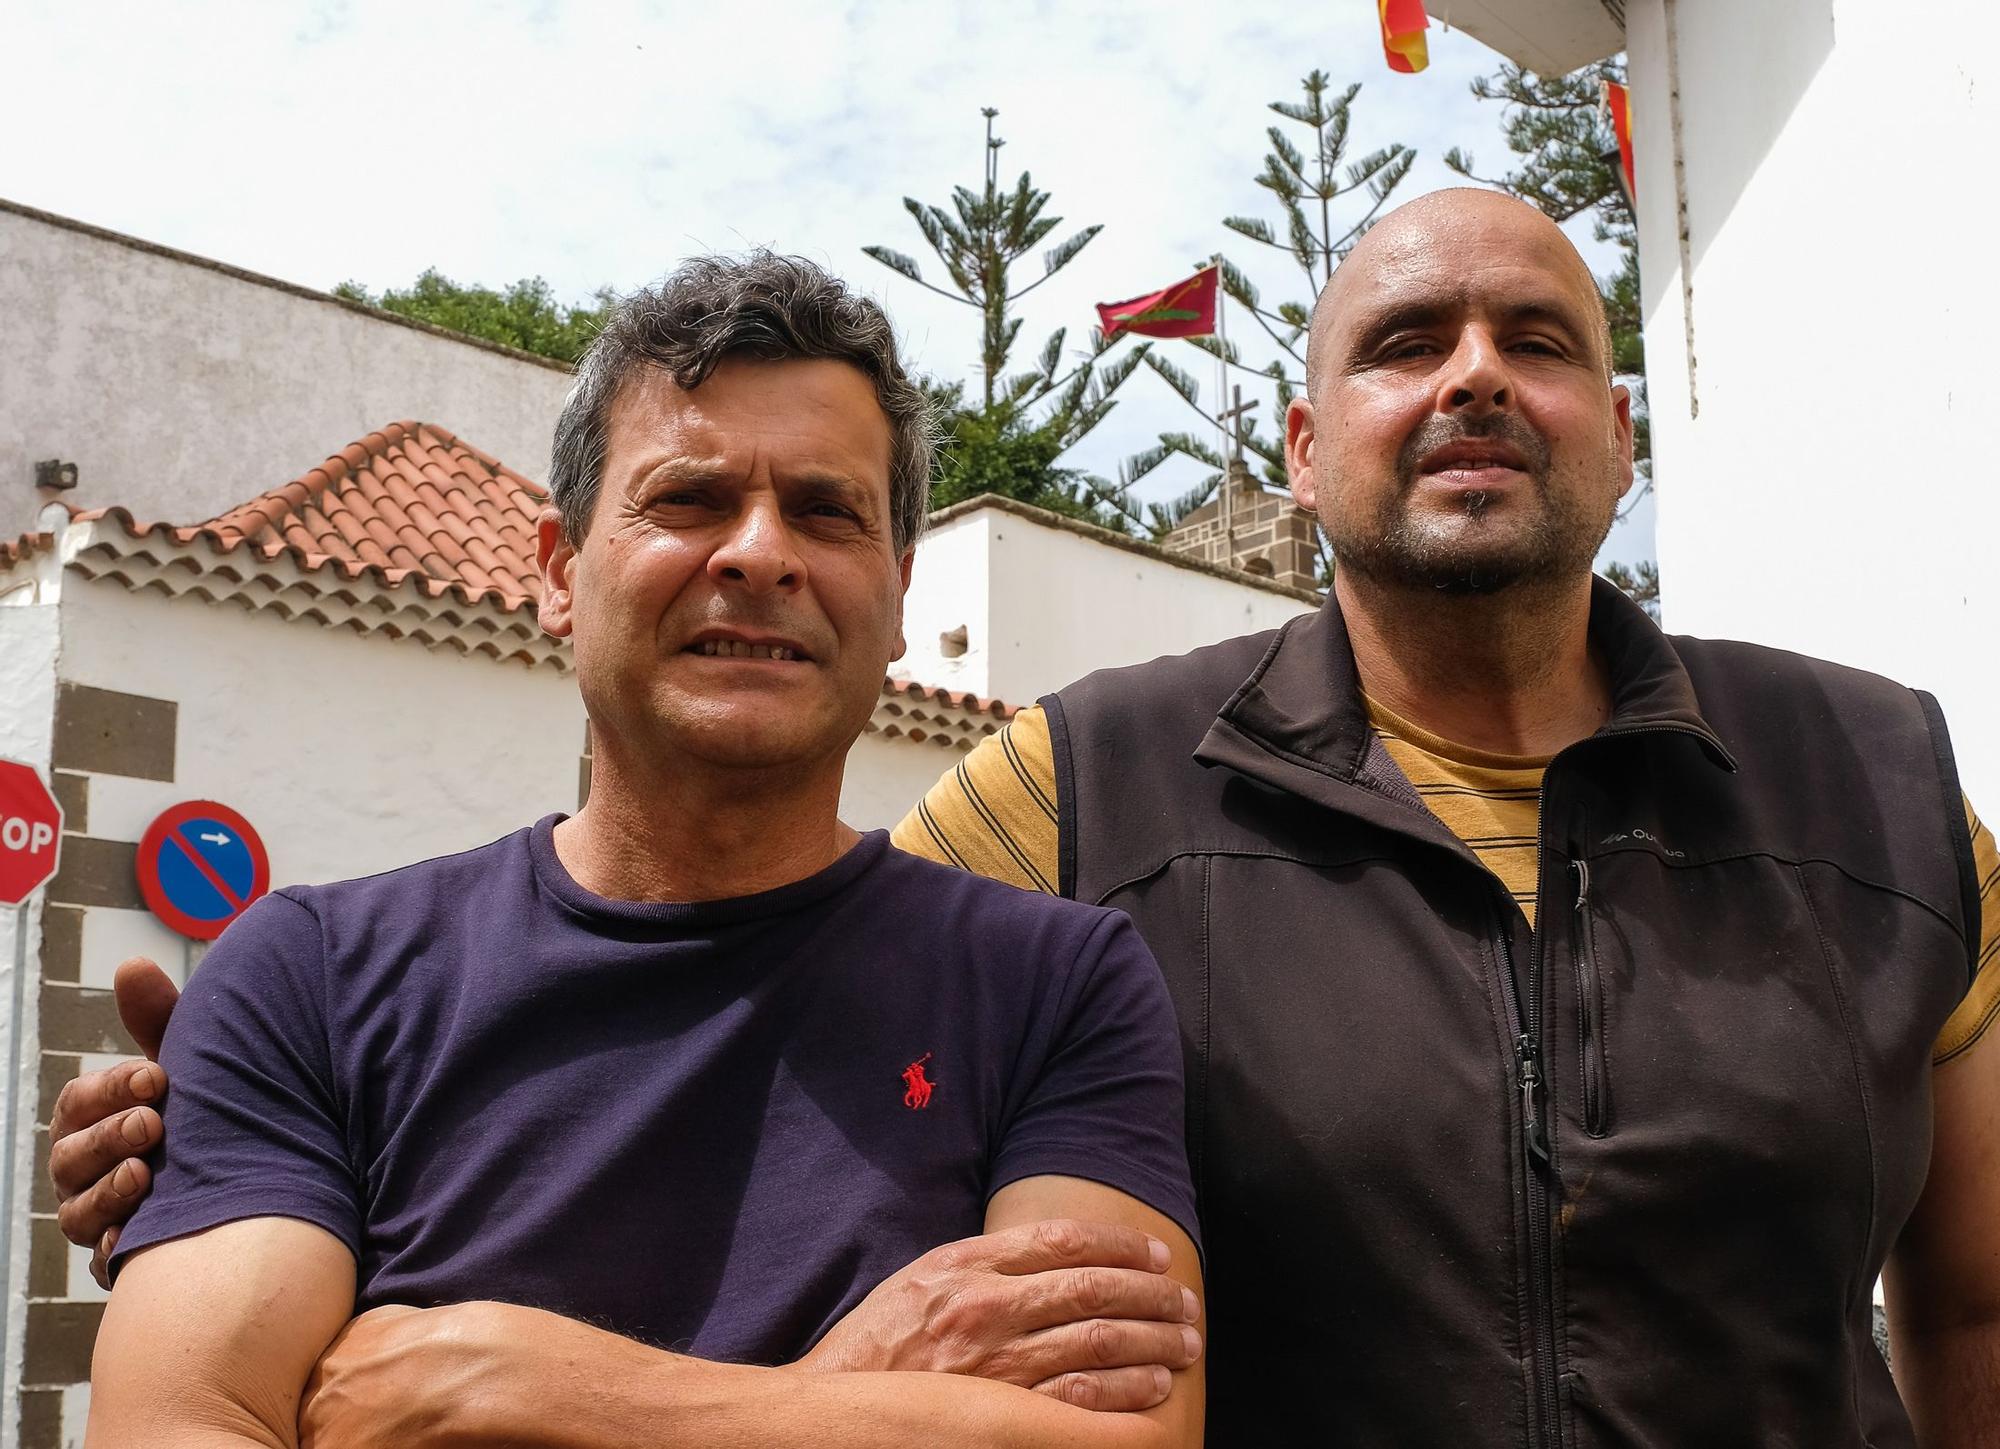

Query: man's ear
[
  {"left": 1285, "top": 395, "right": 1318, "bottom": 512},
  {"left": 1610, "top": 383, "right": 1636, "bottom": 501},
  {"left": 889, "top": 549, "right": 915, "bottom": 662},
  {"left": 537, "top": 508, "right": 578, "bottom": 639}
]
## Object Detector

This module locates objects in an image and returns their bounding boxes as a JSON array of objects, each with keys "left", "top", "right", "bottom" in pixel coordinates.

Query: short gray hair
[{"left": 549, "top": 252, "right": 936, "bottom": 551}]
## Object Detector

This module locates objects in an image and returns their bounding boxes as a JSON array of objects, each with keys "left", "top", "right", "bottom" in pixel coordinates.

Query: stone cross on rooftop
[{"left": 1215, "top": 384, "right": 1258, "bottom": 467}]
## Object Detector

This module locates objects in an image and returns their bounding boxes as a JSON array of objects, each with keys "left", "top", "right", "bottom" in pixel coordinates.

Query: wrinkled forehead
[{"left": 1315, "top": 203, "right": 1602, "bottom": 372}]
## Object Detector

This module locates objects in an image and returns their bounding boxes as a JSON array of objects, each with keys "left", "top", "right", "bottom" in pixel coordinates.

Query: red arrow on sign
[{"left": 0, "top": 759, "right": 64, "bottom": 906}]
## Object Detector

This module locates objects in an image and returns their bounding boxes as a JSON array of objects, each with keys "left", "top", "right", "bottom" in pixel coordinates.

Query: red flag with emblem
[
  {"left": 1096, "top": 265, "right": 1219, "bottom": 340},
  {"left": 1379, "top": 0, "right": 1430, "bottom": 73}
]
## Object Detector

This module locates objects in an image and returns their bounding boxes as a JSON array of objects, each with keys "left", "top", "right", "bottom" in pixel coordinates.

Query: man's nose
[
  {"left": 1434, "top": 327, "right": 1512, "bottom": 415},
  {"left": 708, "top": 501, "right": 805, "bottom": 594}
]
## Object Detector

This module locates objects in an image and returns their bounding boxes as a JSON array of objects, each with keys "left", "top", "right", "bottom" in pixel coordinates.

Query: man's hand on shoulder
[
  {"left": 800, "top": 1216, "right": 1201, "bottom": 1411},
  {"left": 48, "top": 957, "right": 179, "bottom": 1285}
]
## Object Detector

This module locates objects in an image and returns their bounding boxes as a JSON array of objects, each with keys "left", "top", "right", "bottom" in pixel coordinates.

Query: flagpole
[{"left": 1212, "top": 254, "right": 1233, "bottom": 557}]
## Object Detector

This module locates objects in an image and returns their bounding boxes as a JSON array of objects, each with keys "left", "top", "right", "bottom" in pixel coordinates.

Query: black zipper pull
[
  {"left": 1516, "top": 1033, "right": 1551, "bottom": 1166},
  {"left": 1573, "top": 857, "right": 1591, "bottom": 912}
]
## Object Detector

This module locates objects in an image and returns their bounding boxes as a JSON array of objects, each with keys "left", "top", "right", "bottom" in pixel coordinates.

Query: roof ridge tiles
[
  {"left": 61, "top": 422, "right": 596, "bottom": 626},
  {"left": 1, "top": 529, "right": 53, "bottom": 567},
  {"left": 880, "top": 674, "right": 1017, "bottom": 719}
]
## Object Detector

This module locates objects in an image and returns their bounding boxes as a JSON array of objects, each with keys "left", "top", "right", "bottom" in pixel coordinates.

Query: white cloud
[{"left": 5, "top": 0, "right": 1650, "bottom": 561}]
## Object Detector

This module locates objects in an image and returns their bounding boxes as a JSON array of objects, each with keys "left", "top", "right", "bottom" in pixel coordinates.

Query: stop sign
[{"left": 0, "top": 758, "right": 63, "bottom": 906}]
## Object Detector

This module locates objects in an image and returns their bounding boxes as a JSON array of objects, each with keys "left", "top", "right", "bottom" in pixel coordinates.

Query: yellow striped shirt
[
  {"left": 1366, "top": 694, "right": 1547, "bottom": 925},
  {"left": 893, "top": 704, "right": 2000, "bottom": 1064}
]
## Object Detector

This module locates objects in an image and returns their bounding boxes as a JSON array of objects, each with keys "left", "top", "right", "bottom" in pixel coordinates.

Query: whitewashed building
[{"left": 1447, "top": 0, "right": 2000, "bottom": 804}]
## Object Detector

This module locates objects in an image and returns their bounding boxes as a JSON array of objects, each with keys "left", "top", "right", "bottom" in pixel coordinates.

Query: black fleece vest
[{"left": 1046, "top": 580, "right": 1976, "bottom": 1449}]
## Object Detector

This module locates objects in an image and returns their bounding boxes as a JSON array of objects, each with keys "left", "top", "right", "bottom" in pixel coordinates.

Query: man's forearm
[
  {"left": 508, "top": 1356, "right": 1177, "bottom": 1449},
  {"left": 1892, "top": 1319, "right": 2000, "bottom": 1449},
  {"left": 302, "top": 1303, "right": 1191, "bottom": 1449}
]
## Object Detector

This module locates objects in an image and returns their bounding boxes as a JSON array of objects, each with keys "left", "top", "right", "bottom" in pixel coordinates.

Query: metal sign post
[{"left": 0, "top": 758, "right": 64, "bottom": 1444}]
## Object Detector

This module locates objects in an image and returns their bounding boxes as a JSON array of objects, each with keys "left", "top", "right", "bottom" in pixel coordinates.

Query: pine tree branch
[
  {"left": 1078, "top": 475, "right": 1148, "bottom": 531},
  {"left": 1181, "top": 334, "right": 1303, "bottom": 387},
  {"left": 1015, "top": 224, "right": 1102, "bottom": 299},
  {"left": 1238, "top": 296, "right": 1306, "bottom": 365},
  {"left": 860, "top": 246, "right": 924, "bottom": 284},
  {"left": 1120, "top": 440, "right": 1179, "bottom": 488},
  {"left": 1037, "top": 328, "right": 1066, "bottom": 382},
  {"left": 860, "top": 246, "right": 976, "bottom": 307},
  {"left": 1155, "top": 431, "right": 1228, "bottom": 470},
  {"left": 1142, "top": 351, "right": 1204, "bottom": 409},
  {"left": 1057, "top": 396, "right": 1121, "bottom": 450},
  {"left": 1216, "top": 256, "right": 1261, "bottom": 311},
  {"left": 1143, "top": 361, "right": 1233, "bottom": 439},
  {"left": 1016, "top": 215, "right": 1060, "bottom": 253},
  {"left": 1021, "top": 334, "right": 1144, "bottom": 413},
  {"left": 1267, "top": 127, "right": 1312, "bottom": 190},
  {"left": 1222, "top": 216, "right": 1287, "bottom": 252},
  {"left": 1003, "top": 371, "right": 1045, "bottom": 405},
  {"left": 1093, "top": 344, "right": 1149, "bottom": 395}
]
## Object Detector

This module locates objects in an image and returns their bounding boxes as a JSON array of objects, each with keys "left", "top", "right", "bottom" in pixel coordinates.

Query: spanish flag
[
  {"left": 1096, "top": 265, "right": 1219, "bottom": 341},
  {"left": 1605, "top": 81, "right": 1636, "bottom": 202},
  {"left": 1379, "top": 0, "right": 1430, "bottom": 74}
]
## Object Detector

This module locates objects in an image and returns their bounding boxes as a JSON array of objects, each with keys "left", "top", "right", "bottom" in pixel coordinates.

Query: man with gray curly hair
[{"left": 81, "top": 253, "right": 1206, "bottom": 1449}]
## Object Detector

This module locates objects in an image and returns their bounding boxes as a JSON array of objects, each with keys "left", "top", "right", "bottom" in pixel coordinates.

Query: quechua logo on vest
[{"left": 902, "top": 1052, "right": 936, "bottom": 1110}]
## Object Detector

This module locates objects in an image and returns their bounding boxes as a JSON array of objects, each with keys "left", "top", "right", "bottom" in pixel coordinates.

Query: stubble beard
[{"left": 1325, "top": 414, "right": 1617, "bottom": 596}]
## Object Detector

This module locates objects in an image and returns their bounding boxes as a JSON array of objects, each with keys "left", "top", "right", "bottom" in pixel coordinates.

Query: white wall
[
  {"left": 58, "top": 580, "right": 587, "bottom": 901},
  {"left": 900, "top": 505, "right": 1316, "bottom": 708},
  {"left": 0, "top": 203, "right": 574, "bottom": 541},
  {"left": 1629, "top": 0, "right": 2000, "bottom": 804},
  {"left": 839, "top": 734, "right": 962, "bottom": 834},
  {"left": 897, "top": 511, "right": 995, "bottom": 698}
]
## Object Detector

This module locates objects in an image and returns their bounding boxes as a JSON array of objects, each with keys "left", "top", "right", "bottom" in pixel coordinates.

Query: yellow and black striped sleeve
[
  {"left": 1934, "top": 796, "right": 2000, "bottom": 1064},
  {"left": 890, "top": 705, "right": 1062, "bottom": 894}
]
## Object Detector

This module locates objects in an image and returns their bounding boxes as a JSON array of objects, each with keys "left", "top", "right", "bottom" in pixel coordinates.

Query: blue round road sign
[{"left": 136, "top": 801, "right": 270, "bottom": 940}]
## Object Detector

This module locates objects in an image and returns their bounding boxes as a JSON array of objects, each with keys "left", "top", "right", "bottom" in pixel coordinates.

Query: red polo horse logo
[{"left": 902, "top": 1053, "right": 935, "bottom": 1110}]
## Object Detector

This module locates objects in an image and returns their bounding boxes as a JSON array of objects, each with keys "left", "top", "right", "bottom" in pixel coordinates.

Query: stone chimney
[{"left": 1159, "top": 461, "right": 1321, "bottom": 591}]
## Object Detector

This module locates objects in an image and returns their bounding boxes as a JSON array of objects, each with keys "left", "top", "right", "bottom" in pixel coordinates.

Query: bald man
[
  {"left": 54, "top": 191, "right": 2000, "bottom": 1446},
  {"left": 899, "top": 189, "right": 2000, "bottom": 1446}
]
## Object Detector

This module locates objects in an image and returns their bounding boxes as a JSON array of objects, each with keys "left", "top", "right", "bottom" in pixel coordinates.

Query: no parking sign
[{"left": 137, "top": 801, "right": 270, "bottom": 940}]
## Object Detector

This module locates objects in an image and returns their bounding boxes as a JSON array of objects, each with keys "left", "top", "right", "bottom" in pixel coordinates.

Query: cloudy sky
[{"left": 6, "top": 0, "right": 1652, "bottom": 564}]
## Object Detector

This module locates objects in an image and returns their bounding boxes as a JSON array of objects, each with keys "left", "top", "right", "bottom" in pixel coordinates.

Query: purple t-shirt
[{"left": 113, "top": 819, "right": 1195, "bottom": 1364}]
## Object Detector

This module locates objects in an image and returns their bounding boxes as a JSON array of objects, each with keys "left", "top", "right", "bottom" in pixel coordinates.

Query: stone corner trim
[{"left": 51, "top": 682, "right": 177, "bottom": 782}]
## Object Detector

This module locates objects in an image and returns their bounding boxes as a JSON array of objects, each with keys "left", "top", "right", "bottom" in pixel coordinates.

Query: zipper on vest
[
  {"left": 1573, "top": 859, "right": 1609, "bottom": 1136},
  {"left": 1495, "top": 914, "right": 1560, "bottom": 1449},
  {"left": 1515, "top": 1031, "right": 1550, "bottom": 1165}
]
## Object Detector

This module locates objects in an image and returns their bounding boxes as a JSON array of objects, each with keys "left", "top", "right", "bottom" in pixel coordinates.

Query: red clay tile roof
[
  {"left": 0, "top": 530, "right": 52, "bottom": 569},
  {"left": 867, "top": 677, "right": 1018, "bottom": 752},
  {"left": 881, "top": 677, "right": 1014, "bottom": 720},
  {"left": 77, "top": 421, "right": 547, "bottom": 611}
]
